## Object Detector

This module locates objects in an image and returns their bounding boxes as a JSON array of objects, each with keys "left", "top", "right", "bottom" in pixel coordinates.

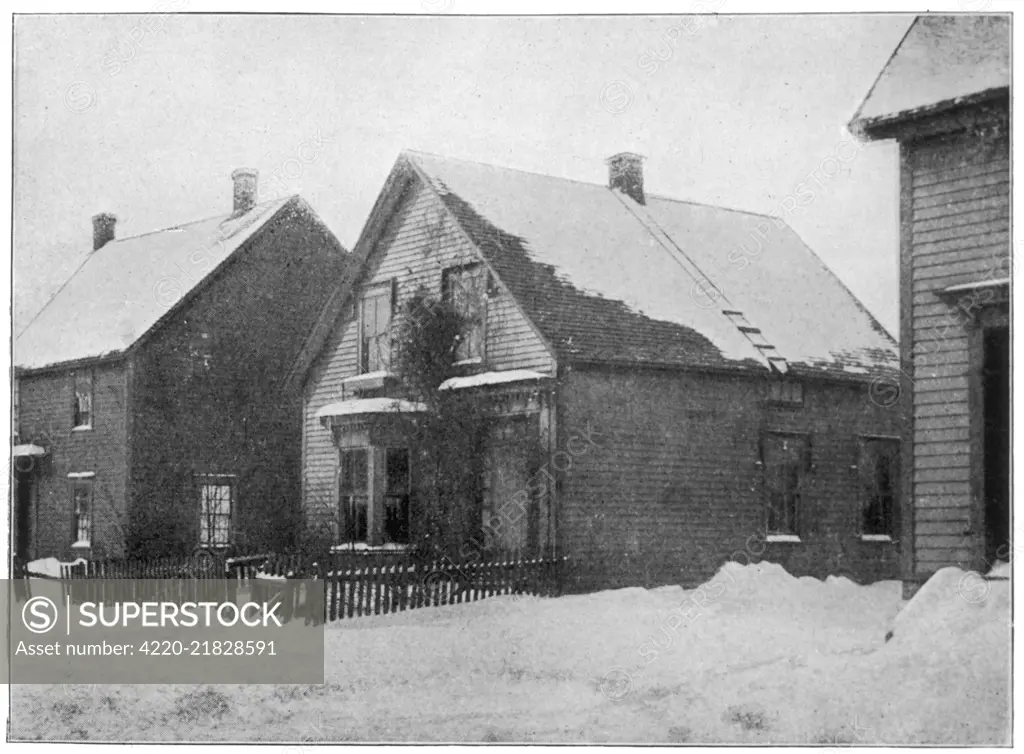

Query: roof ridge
[
  {"left": 405, "top": 149, "right": 793, "bottom": 224},
  {"left": 16, "top": 196, "right": 297, "bottom": 355},
  {"left": 109, "top": 196, "right": 292, "bottom": 244},
  {"left": 644, "top": 191, "right": 782, "bottom": 222}
]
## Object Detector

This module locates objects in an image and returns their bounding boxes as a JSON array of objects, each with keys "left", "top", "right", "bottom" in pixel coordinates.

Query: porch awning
[
  {"left": 438, "top": 369, "right": 552, "bottom": 391},
  {"left": 316, "top": 398, "right": 427, "bottom": 426},
  {"left": 12, "top": 444, "right": 47, "bottom": 458}
]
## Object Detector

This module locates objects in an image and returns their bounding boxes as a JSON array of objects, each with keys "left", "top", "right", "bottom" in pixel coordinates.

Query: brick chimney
[
  {"left": 606, "top": 152, "right": 645, "bottom": 205},
  {"left": 231, "top": 168, "right": 258, "bottom": 215},
  {"left": 92, "top": 213, "right": 117, "bottom": 250}
]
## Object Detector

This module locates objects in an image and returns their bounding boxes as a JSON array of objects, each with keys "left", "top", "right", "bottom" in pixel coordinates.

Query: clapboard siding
[
  {"left": 302, "top": 179, "right": 556, "bottom": 524},
  {"left": 905, "top": 123, "right": 1009, "bottom": 576}
]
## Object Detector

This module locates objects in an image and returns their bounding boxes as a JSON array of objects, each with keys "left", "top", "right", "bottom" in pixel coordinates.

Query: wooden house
[
  {"left": 291, "top": 149, "right": 903, "bottom": 590},
  {"left": 850, "top": 15, "right": 1010, "bottom": 593}
]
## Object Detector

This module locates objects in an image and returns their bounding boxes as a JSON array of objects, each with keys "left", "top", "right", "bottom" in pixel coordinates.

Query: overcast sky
[{"left": 14, "top": 13, "right": 911, "bottom": 335}]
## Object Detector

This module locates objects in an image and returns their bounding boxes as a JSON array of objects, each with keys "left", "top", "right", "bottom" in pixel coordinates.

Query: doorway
[
  {"left": 982, "top": 325, "right": 1010, "bottom": 566},
  {"left": 14, "top": 468, "right": 34, "bottom": 561}
]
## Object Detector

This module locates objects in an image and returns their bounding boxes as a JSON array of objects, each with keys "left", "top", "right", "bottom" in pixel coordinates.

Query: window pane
[
  {"left": 375, "top": 294, "right": 391, "bottom": 336},
  {"left": 386, "top": 448, "right": 409, "bottom": 494},
  {"left": 74, "top": 371, "right": 93, "bottom": 427},
  {"left": 340, "top": 449, "right": 368, "bottom": 494},
  {"left": 199, "top": 480, "right": 232, "bottom": 547},
  {"left": 862, "top": 439, "right": 899, "bottom": 536},
  {"left": 763, "top": 435, "right": 807, "bottom": 535},
  {"left": 445, "top": 265, "right": 486, "bottom": 361},
  {"left": 73, "top": 483, "right": 92, "bottom": 542}
]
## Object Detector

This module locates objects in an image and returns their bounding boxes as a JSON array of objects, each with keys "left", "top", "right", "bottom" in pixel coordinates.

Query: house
[
  {"left": 290, "top": 148, "right": 902, "bottom": 591},
  {"left": 849, "top": 15, "right": 1010, "bottom": 594},
  {"left": 13, "top": 170, "right": 350, "bottom": 562}
]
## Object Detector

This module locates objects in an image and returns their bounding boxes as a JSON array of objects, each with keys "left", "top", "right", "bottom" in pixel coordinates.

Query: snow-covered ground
[{"left": 10, "top": 562, "right": 1009, "bottom": 743}]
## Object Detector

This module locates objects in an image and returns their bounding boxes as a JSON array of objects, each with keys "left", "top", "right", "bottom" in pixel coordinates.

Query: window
[
  {"left": 73, "top": 369, "right": 93, "bottom": 428},
  {"left": 360, "top": 283, "right": 393, "bottom": 373},
  {"left": 762, "top": 433, "right": 810, "bottom": 537},
  {"left": 339, "top": 449, "right": 369, "bottom": 542},
  {"left": 384, "top": 448, "right": 410, "bottom": 544},
  {"left": 767, "top": 379, "right": 803, "bottom": 406},
  {"left": 72, "top": 479, "right": 93, "bottom": 544},
  {"left": 198, "top": 475, "right": 233, "bottom": 547},
  {"left": 861, "top": 438, "right": 900, "bottom": 539},
  {"left": 443, "top": 264, "right": 488, "bottom": 362}
]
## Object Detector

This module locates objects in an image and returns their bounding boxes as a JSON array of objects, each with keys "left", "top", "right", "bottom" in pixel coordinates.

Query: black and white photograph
[{"left": 5, "top": 1, "right": 1014, "bottom": 745}]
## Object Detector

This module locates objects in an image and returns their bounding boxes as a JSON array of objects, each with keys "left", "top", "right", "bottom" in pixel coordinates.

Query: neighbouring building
[
  {"left": 13, "top": 170, "right": 350, "bottom": 562},
  {"left": 850, "top": 14, "right": 1010, "bottom": 594},
  {"left": 290, "top": 149, "right": 902, "bottom": 590}
]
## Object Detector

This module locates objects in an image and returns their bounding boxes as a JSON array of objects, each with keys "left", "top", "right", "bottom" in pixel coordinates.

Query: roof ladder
[{"left": 721, "top": 310, "right": 789, "bottom": 374}]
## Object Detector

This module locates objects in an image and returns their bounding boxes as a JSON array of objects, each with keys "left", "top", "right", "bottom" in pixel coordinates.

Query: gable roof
[
  {"left": 16, "top": 196, "right": 295, "bottom": 371},
  {"left": 407, "top": 151, "right": 896, "bottom": 380},
  {"left": 850, "top": 15, "right": 1010, "bottom": 136},
  {"left": 294, "top": 150, "right": 896, "bottom": 385}
]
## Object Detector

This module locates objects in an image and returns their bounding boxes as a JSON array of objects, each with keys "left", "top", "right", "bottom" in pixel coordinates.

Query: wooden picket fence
[
  {"left": 18, "top": 551, "right": 567, "bottom": 624},
  {"left": 236, "top": 552, "right": 568, "bottom": 624}
]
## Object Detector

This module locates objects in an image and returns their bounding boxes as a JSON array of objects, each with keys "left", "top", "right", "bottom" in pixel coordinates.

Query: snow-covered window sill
[
  {"left": 70, "top": 540, "right": 91, "bottom": 549},
  {"left": 67, "top": 471, "right": 96, "bottom": 479},
  {"left": 71, "top": 425, "right": 93, "bottom": 433},
  {"left": 765, "top": 534, "right": 802, "bottom": 543},
  {"left": 331, "top": 542, "right": 411, "bottom": 552},
  {"left": 861, "top": 534, "right": 893, "bottom": 542}
]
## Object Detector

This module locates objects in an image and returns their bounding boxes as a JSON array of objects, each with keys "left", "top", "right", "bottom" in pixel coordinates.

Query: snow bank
[
  {"left": 9, "top": 561, "right": 1010, "bottom": 743},
  {"left": 888, "top": 566, "right": 1010, "bottom": 646},
  {"left": 25, "top": 557, "right": 86, "bottom": 577}
]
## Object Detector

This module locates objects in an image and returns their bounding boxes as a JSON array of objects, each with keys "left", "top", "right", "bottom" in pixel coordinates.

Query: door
[
  {"left": 483, "top": 417, "right": 539, "bottom": 556},
  {"left": 14, "top": 468, "right": 33, "bottom": 561},
  {"left": 983, "top": 326, "right": 1010, "bottom": 565}
]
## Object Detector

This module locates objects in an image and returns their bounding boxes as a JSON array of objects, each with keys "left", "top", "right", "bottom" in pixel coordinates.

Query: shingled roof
[
  {"left": 409, "top": 151, "right": 897, "bottom": 380},
  {"left": 295, "top": 151, "right": 897, "bottom": 384},
  {"left": 849, "top": 15, "right": 1010, "bottom": 136},
  {"left": 15, "top": 196, "right": 296, "bottom": 371}
]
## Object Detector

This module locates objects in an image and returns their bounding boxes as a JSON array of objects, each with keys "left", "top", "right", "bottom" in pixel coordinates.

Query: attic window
[
  {"left": 767, "top": 379, "right": 803, "bottom": 406},
  {"left": 360, "top": 282, "right": 394, "bottom": 374},
  {"left": 443, "top": 264, "right": 488, "bottom": 363}
]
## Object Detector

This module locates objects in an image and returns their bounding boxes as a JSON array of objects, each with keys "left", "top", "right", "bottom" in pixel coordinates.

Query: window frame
[
  {"left": 72, "top": 368, "right": 94, "bottom": 430},
  {"left": 761, "top": 431, "right": 811, "bottom": 540},
  {"left": 71, "top": 478, "right": 94, "bottom": 544},
  {"left": 358, "top": 281, "right": 395, "bottom": 374},
  {"left": 442, "top": 263, "right": 489, "bottom": 364},
  {"left": 339, "top": 448, "right": 370, "bottom": 543},
  {"left": 196, "top": 474, "right": 234, "bottom": 549},
  {"left": 383, "top": 447, "right": 411, "bottom": 545},
  {"left": 858, "top": 435, "right": 901, "bottom": 541},
  {"left": 766, "top": 378, "right": 804, "bottom": 407}
]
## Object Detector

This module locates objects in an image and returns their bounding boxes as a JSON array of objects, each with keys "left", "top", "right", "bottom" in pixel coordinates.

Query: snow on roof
[
  {"left": 316, "top": 398, "right": 427, "bottom": 422},
  {"left": 15, "top": 196, "right": 294, "bottom": 371},
  {"left": 438, "top": 369, "right": 552, "bottom": 391},
  {"left": 406, "top": 151, "right": 897, "bottom": 379},
  {"left": 852, "top": 15, "right": 1009, "bottom": 130},
  {"left": 12, "top": 443, "right": 47, "bottom": 457}
]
